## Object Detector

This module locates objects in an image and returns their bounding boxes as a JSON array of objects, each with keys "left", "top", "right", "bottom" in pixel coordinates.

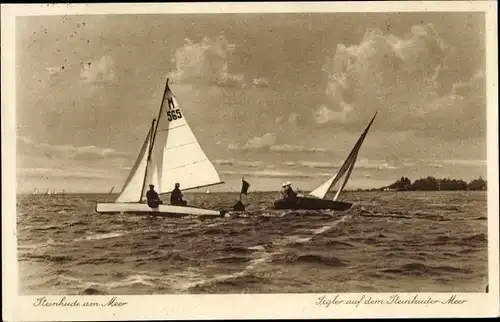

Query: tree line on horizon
[{"left": 378, "top": 176, "right": 487, "bottom": 191}]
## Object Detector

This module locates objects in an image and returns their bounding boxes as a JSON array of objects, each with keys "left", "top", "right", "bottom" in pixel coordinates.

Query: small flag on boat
[{"left": 241, "top": 178, "right": 250, "bottom": 195}]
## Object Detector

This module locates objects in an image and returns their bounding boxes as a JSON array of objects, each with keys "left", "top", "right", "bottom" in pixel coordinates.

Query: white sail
[
  {"left": 309, "top": 152, "right": 357, "bottom": 199},
  {"left": 309, "top": 112, "right": 377, "bottom": 200},
  {"left": 115, "top": 124, "right": 153, "bottom": 203},
  {"left": 144, "top": 81, "right": 223, "bottom": 196}
]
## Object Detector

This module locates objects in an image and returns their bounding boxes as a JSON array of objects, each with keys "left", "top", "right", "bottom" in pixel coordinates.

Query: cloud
[
  {"left": 17, "top": 136, "right": 128, "bottom": 161},
  {"left": 80, "top": 55, "right": 116, "bottom": 84},
  {"left": 314, "top": 102, "right": 352, "bottom": 124},
  {"left": 168, "top": 36, "right": 245, "bottom": 87},
  {"left": 252, "top": 77, "right": 270, "bottom": 88},
  {"left": 229, "top": 133, "right": 276, "bottom": 150},
  {"left": 229, "top": 135, "right": 327, "bottom": 153},
  {"left": 413, "top": 69, "right": 486, "bottom": 139},
  {"left": 213, "top": 159, "right": 264, "bottom": 168},
  {"left": 17, "top": 167, "right": 118, "bottom": 179},
  {"left": 316, "top": 23, "right": 485, "bottom": 140},
  {"left": 275, "top": 113, "right": 301, "bottom": 126},
  {"left": 285, "top": 159, "right": 398, "bottom": 170},
  {"left": 244, "top": 133, "right": 276, "bottom": 149},
  {"left": 423, "top": 159, "right": 487, "bottom": 167},
  {"left": 288, "top": 113, "right": 300, "bottom": 126},
  {"left": 220, "top": 169, "right": 330, "bottom": 179},
  {"left": 355, "top": 158, "right": 398, "bottom": 170},
  {"left": 270, "top": 144, "right": 327, "bottom": 153},
  {"left": 297, "top": 161, "right": 335, "bottom": 169},
  {"left": 46, "top": 66, "right": 66, "bottom": 76}
]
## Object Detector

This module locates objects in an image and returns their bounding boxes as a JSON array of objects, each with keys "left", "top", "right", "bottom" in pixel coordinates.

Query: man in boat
[
  {"left": 146, "top": 184, "right": 163, "bottom": 208},
  {"left": 170, "top": 183, "right": 188, "bottom": 206},
  {"left": 281, "top": 182, "right": 298, "bottom": 201}
]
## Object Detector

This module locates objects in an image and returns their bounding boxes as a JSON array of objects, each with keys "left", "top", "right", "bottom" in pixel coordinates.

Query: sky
[{"left": 15, "top": 12, "right": 488, "bottom": 193}]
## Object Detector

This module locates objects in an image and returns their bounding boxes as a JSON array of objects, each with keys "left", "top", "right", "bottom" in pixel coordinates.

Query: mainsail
[
  {"left": 115, "top": 123, "right": 153, "bottom": 203},
  {"left": 144, "top": 79, "right": 223, "bottom": 197},
  {"left": 309, "top": 112, "right": 378, "bottom": 200},
  {"left": 115, "top": 78, "right": 223, "bottom": 203}
]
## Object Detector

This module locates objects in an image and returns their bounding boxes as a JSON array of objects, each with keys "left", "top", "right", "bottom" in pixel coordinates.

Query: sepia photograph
[{"left": 2, "top": 2, "right": 499, "bottom": 320}]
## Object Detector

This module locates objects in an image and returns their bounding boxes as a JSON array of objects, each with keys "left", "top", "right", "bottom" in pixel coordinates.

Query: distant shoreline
[{"left": 377, "top": 176, "right": 487, "bottom": 192}]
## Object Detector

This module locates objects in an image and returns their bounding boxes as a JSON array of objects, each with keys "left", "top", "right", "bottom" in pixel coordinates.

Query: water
[{"left": 17, "top": 191, "right": 488, "bottom": 295}]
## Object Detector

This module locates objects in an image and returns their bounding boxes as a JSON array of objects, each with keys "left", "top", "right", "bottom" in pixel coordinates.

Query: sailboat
[
  {"left": 273, "top": 112, "right": 378, "bottom": 211},
  {"left": 205, "top": 188, "right": 211, "bottom": 194},
  {"left": 96, "top": 78, "right": 226, "bottom": 217},
  {"left": 32, "top": 188, "right": 38, "bottom": 196}
]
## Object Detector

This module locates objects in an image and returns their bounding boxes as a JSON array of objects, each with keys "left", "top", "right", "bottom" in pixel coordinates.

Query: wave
[
  {"left": 75, "top": 257, "right": 125, "bottom": 265},
  {"left": 79, "top": 287, "right": 107, "bottom": 295},
  {"left": 324, "top": 239, "right": 354, "bottom": 248},
  {"left": 380, "top": 262, "right": 471, "bottom": 277},
  {"left": 216, "top": 246, "right": 259, "bottom": 254},
  {"left": 213, "top": 256, "right": 253, "bottom": 264},
  {"left": 23, "top": 254, "right": 74, "bottom": 263},
  {"left": 32, "top": 225, "right": 62, "bottom": 231},
  {"left": 433, "top": 233, "right": 487, "bottom": 247},
  {"left": 458, "top": 233, "right": 487, "bottom": 246},
  {"left": 274, "top": 253, "right": 347, "bottom": 267},
  {"left": 247, "top": 245, "right": 270, "bottom": 251},
  {"left": 187, "top": 273, "right": 270, "bottom": 294},
  {"left": 74, "top": 231, "right": 126, "bottom": 241},
  {"left": 359, "top": 211, "right": 446, "bottom": 221}
]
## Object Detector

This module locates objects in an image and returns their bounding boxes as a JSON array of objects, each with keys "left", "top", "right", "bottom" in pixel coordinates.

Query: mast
[
  {"left": 151, "top": 78, "right": 171, "bottom": 152},
  {"left": 334, "top": 149, "right": 359, "bottom": 201},
  {"left": 139, "top": 118, "right": 156, "bottom": 202},
  {"left": 138, "top": 77, "right": 171, "bottom": 202}
]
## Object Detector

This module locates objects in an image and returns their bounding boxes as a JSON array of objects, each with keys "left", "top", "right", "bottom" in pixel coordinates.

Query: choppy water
[{"left": 17, "top": 191, "right": 488, "bottom": 294}]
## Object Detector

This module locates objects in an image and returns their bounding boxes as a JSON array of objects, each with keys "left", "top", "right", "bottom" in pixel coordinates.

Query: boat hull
[
  {"left": 273, "top": 197, "right": 353, "bottom": 211},
  {"left": 95, "top": 202, "right": 224, "bottom": 217}
]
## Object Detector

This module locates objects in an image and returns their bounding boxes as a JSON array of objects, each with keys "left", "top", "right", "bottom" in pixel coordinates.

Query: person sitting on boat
[
  {"left": 280, "top": 182, "right": 288, "bottom": 199},
  {"left": 146, "top": 184, "right": 163, "bottom": 208},
  {"left": 282, "top": 182, "right": 298, "bottom": 200},
  {"left": 170, "top": 183, "right": 188, "bottom": 206}
]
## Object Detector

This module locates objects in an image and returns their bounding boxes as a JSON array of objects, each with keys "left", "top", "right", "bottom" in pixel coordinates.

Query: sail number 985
[{"left": 166, "top": 109, "right": 183, "bottom": 122}]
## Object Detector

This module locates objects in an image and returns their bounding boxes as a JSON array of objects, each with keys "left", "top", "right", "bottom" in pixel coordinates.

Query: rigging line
[
  {"left": 156, "top": 159, "right": 210, "bottom": 172},
  {"left": 158, "top": 181, "right": 225, "bottom": 196},
  {"left": 158, "top": 123, "right": 189, "bottom": 132},
  {"left": 162, "top": 141, "right": 198, "bottom": 152}
]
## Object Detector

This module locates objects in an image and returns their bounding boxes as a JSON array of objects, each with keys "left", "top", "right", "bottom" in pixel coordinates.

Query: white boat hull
[{"left": 95, "top": 202, "right": 225, "bottom": 217}]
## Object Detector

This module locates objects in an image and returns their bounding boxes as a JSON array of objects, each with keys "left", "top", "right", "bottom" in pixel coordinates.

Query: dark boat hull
[{"left": 273, "top": 197, "right": 353, "bottom": 211}]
